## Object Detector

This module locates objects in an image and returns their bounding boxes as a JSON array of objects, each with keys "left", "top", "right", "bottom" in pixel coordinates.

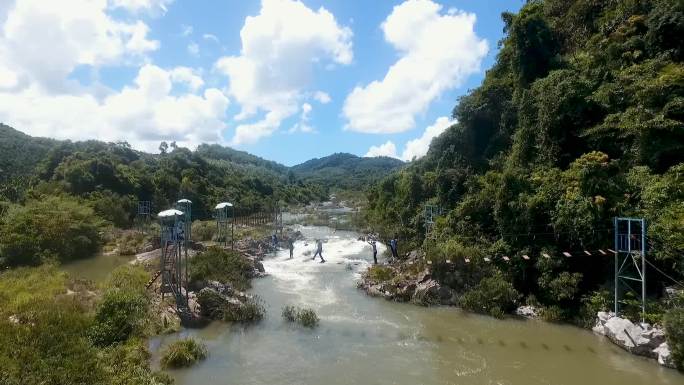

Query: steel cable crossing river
[{"left": 151, "top": 225, "right": 683, "bottom": 385}]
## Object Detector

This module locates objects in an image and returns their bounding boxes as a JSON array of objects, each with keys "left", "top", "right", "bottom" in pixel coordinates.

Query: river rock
[
  {"left": 411, "top": 279, "right": 455, "bottom": 306},
  {"left": 654, "top": 342, "right": 676, "bottom": 368},
  {"left": 592, "top": 312, "right": 666, "bottom": 358},
  {"left": 516, "top": 305, "right": 540, "bottom": 319}
]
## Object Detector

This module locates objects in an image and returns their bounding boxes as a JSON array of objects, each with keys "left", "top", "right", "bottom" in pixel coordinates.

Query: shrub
[
  {"left": 540, "top": 305, "right": 564, "bottom": 322},
  {"left": 282, "top": 305, "right": 320, "bottom": 328},
  {"left": 365, "top": 265, "right": 394, "bottom": 282},
  {"left": 88, "top": 288, "right": 147, "bottom": 347},
  {"left": 192, "top": 220, "right": 217, "bottom": 242},
  {"left": 100, "top": 339, "right": 173, "bottom": 385},
  {"left": 116, "top": 231, "right": 146, "bottom": 256},
  {"left": 197, "top": 289, "right": 265, "bottom": 323},
  {"left": 664, "top": 307, "right": 684, "bottom": 370},
  {"left": 459, "top": 274, "right": 520, "bottom": 318},
  {"left": 0, "top": 196, "right": 104, "bottom": 267},
  {"left": 160, "top": 338, "right": 208, "bottom": 369},
  {"left": 189, "top": 247, "right": 253, "bottom": 290},
  {"left": 578, "top": 289, "right": 611, "bottom": 328},
  {"left": 224, "top": 296, "right": 265, "bottom": 323}
]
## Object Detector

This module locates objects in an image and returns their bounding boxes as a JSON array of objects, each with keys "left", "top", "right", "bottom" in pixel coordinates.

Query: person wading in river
[
  {"left": 288, "top": 238, "right": 294, "bottom": 259},
  {"left": 312, "top": 239, "right": 325, "bottom": 263}
]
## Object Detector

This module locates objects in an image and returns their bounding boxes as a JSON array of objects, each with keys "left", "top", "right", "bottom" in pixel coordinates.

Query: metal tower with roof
[
  {"left": 158, "top": 209, "right": 189, "bottom": 313},
  {"left": 614, "top": 217, "right": 647, "bottom": 322},
  {"left": 215, "top": 201, "right": 234, "bottom": 249}
]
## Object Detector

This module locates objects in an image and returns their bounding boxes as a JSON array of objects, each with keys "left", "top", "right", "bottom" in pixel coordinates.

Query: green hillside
[
  {"left": 292, "top": 152, "right": 404, "bottom": 191},
  {"left": 365, "top": 0, "right": 684, "bottom": 326}
]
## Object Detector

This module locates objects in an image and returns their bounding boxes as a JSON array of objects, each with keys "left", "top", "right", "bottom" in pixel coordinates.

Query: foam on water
[{"left": 262, "top": 226, "right": 386, "bottom": 308}]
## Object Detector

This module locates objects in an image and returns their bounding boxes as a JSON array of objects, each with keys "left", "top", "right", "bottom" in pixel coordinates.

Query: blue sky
[{"left": 0, "top": 0, "right": 524, "bottom": 166}]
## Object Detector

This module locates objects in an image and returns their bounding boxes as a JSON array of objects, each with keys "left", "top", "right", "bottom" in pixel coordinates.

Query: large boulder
[
  {"left": 411, "top": 279, "right": 455, "bottom": 306},
  {"left": 593, "top": 312, "right": 667, "bottom": 358},
  {"left": 654, "top": 342, "right": 676, "bottom": 368}
]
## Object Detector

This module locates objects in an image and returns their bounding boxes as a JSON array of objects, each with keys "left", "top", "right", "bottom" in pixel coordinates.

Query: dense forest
[
  {"left": 291, "top": 153, "right": 404, "bottom": 191},
  {"left": 365, "top": 0, "right": 683, "bottom": 343}
]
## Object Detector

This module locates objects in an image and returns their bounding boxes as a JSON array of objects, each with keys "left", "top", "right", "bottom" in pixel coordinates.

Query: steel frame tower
[
  {"left": 614, "top": 217, "right": 647, "bottom": 322},
  {"left": 424, "top": 204, "right": 442, "bottom": 240},
  {"left": 136, "top": 200, "right": 152, "bottom": 233},
  {"left": 158, "top": 209, "right": 189, "bottom": 311},
  {"left": 215, "top": 202, "right": 234, "bottom": 249},
  {"left": 176, "top": 199, "right": 192, "bottom": 242}
]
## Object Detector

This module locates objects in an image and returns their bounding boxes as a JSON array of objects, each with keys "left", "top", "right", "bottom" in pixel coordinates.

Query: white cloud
[
  {"left": 343, "top": 0, "right": 487, "bottom": 134},
  {"left": 214, "top": 0, "right": 352, "bottom": 145},
  {"left": 289, "top": 102, "right": 315, "bottom": 134},
  {"left": 110, "top": 0, "right": 173, "bottom": 15},
  {"left": 401, "top": 116, "right": 452, "bottom": 160},
  {"left": 0, "top": 64, "right": 229, "bottom": 151},
  {"left": 181, "top": 24, "right": 193, "bottom": 36},
  {"left": 202, "top": 33, "right": 219, "bottom": 43},
  {"left": 0, "top": 1, "right": 228, "bottom": 152},
  {"left": 0, "top": 0, "right": 159, "bottom": 93},
  {"left": 187, "top": 41, "right": 199, "bottom": 57},
  {"left": 364, "top": 116, "right": 453, "bottom": 161},
  {"left": 313, "top": 90, "right": 331, "bottom": 104},
  {"left": 170, "top": 66, "right": 204, "bottom": 91},
  {"left": 365, "top": 140, "right": 398, "bottom": 158}
]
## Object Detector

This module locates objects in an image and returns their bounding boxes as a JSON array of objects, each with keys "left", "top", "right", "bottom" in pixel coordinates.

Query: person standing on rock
[
  {"left": 312, "top": 239, "right": 325, "bottom": 263},
  {"left": 368, "top": 239, "right": 378, "bottom": 264},
  {"left": 390, "top": 235, "right": 399, "bottom": 259},
  {"left": 288, "top": 238, "right": 294, "bottom": 259}
]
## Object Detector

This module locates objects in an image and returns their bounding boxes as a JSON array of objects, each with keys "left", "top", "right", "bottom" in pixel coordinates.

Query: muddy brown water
[
  {"left": 144, "top": 226, "right": 682, "bottom": 385},
  {"left": 64, "top": 226, "right": 682, "bottom": 384}
]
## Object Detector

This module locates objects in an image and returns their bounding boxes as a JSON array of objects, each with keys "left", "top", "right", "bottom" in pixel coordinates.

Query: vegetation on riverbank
[
  {"left": 0, "top": 264, "right": 172, "bottom": 384},
  {"left": 189, "top": 247, "right": 254, "bottom": 291},
  {"left": 160, "top": 338, "right": 208, "bottom": 369},
  {"left": 363, "top": 0, "right": 684, "bottom": 359}
]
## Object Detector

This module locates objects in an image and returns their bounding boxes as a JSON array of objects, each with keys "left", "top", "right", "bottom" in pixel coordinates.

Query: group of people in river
[{"left": 271, "top": 232, "right": 399, "bottom": 266}]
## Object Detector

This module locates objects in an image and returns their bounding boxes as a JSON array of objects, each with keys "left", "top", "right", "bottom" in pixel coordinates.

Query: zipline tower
[
  {"left": 424, "top": 204, "right": 443, "bottom": 240},
  {"left": 215, "top": 202, "right": 234, "bottom": 249},
  {"left": 158, "top": 209, "right": 189, "bottom": 312},
  {"left": 175, "top": 199, "right": 192, "bottom": 242},
  {"left": 136, "top": 201, "right": 152, "bottom": 233},
  {"left": 614, "top": 217, "right": 647, "bottom": 322},
  {"left": 273, "top": 203, "right": 283, "bottom": 237}
]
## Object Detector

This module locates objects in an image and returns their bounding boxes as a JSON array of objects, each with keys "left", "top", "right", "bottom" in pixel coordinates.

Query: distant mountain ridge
[
  {"left": 0, "top": 125, "right": 402, "bottom": 194},
  {"left": 291, "top": 152, "right": 404, "bottom": 190}
]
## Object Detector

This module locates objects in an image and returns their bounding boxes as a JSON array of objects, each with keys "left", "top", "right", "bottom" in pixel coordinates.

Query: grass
[
  {"left": 281, "top": 305, "right": 320, "bottom": 328},
  {"left": 365, "top": 265, "right": 395, "bottom": 282},
  {"left": 160, "top": 338, "right": 208, "bottom": 369},
  {"left": 189, "top": 247, "right": 253, "bottom": 290}
]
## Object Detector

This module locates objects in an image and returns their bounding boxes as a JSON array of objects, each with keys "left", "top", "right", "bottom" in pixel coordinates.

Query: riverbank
[{"left": 357, "top": 249, "right": 680, "bottom": 371}]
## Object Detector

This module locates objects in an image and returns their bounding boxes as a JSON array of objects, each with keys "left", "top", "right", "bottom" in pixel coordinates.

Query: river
[{"left": 147, "top": 225, "right": 682, "bottom": 385}]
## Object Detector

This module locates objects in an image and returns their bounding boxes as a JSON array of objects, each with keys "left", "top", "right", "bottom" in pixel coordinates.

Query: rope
[{"left": 644, "top": 258, "right": 684, "bottom": 289}]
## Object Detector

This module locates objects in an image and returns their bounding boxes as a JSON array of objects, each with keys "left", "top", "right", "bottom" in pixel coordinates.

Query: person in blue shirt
[
  {"left": 312, "top": 239, "right": 325, "bottom": 263},
  {"left": 390, "top": 234, "right": 399, "bottom": 259}
]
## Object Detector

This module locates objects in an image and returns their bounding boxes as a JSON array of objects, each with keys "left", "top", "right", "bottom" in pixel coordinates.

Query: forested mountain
[
  {"left": 292, "top": 153, "right": 404, "bottom": 190},
  {"left": 0, "top": 125, "right": 328, "bottom": 224},
  {"left": 365, "top": 0, "right": 683, "bottom": 324}
]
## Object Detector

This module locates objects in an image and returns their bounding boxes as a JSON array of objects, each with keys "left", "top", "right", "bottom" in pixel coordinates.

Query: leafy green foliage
[
  {"left": 365, "top": 0, "right": 684, "bottom": 322},
  {"left": 664, "top": 307, "right": 684, "bottom": 370},
  {"left": 0, "top": 195, "right": 103, "bottom": 267},
  {"left": 189, "top": 247, "right": 253, "bottom": 290},
  {"left": 459, "top": 274, "right": 521, "bottom": 318},
  {"left": 160, "top": 338, "right": 208, "bottom": 369}
]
